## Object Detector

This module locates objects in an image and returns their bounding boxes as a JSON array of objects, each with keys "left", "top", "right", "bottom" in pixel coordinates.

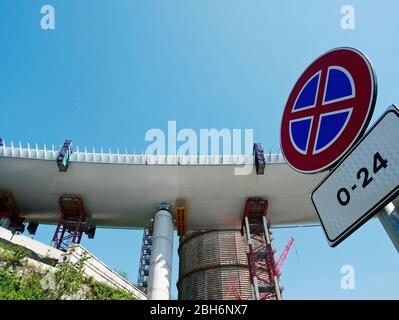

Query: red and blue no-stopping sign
[{"left": 281, "top": 47, "right": 377, "bottom": 174}]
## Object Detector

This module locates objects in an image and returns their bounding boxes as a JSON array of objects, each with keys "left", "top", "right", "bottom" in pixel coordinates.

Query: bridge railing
[{"left": 0, "top": 141, "right": 285, "bottom": 165}]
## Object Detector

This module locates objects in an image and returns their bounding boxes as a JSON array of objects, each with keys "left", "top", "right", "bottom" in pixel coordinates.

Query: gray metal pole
[{"left": 378, "top": 202, "right": 399, "bottom": 253}]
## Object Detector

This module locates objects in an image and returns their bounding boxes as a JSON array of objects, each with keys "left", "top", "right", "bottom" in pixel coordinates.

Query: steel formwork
[{"left": 51, "top": 196, "right": 86, "bottom": 252}]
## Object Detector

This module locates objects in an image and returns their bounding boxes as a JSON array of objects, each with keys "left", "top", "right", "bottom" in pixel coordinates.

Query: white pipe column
[{"left": 147, "top": 203, "right": 174, "bottom": 300}]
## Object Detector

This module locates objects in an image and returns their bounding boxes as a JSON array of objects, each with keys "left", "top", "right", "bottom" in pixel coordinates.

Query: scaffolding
[
  {"left": 51, "top": 196, "right": 86, "bottom": 252},
  {"left": 137, "top": 219, "right": 154, "bottom": 291},
  {"left": 241, "top": 198, "right": 283, "bottom": 300}
]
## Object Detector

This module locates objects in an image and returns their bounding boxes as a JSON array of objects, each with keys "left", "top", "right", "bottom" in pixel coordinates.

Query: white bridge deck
[{"left": 0, "top": 143, "right": 324, "bottom": 229}]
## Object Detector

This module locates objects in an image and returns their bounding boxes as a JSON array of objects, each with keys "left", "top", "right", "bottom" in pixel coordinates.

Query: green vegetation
[
  {"left": 0, "top": 242, "right": 136, "bottom": 300},
  {"left": 0, "top": 240, "right": 57, "bottom": 266},
  {"left": 88, "top": 280, "right": 136, "bottom": 300},
  {"left": 0, "top": 242, "right": 29, "bottom": 271},
  {"left": 0, "top": 268, "right": 49, "bottom": 300},
  {"left": 139, "top": 286, "right": 148, "bottom": 294}
]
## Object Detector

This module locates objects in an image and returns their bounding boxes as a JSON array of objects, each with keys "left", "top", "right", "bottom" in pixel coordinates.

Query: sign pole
[{"left": 378, "top": 202, "right": 399, "bottom": 253}]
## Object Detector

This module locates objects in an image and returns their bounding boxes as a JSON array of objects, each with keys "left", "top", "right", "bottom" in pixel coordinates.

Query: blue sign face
[{"left": 290, "top": 66, "right": 355, "bottom": 155}]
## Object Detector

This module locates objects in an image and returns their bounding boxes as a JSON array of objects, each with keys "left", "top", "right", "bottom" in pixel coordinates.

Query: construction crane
[
  {"left": 224, "top": 275, "right": 245, "bottom": 300},
  {"left": 275, "top": 237, "right": 295, "bottom": 277}
]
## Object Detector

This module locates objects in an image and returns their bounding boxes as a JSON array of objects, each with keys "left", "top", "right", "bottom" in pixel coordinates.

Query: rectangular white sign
[{"left": 311, "top": 105, "right": 399, "bottom": 246}]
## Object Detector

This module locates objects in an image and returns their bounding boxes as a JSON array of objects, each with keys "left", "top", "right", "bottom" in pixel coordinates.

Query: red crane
[
  {"left": 224, "top": 276, "right": 244, "bottom": 300},
  {"left": 275, "top": 237, "right": 295, "bottom": 277}
]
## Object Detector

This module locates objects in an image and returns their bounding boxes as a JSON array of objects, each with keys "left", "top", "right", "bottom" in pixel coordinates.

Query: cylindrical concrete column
[
  {"left": 177, "top": 230, "right": 252, "bottom": 300},
  {"left": 147, "top": 203, "right": 174, "bottom": 300}
]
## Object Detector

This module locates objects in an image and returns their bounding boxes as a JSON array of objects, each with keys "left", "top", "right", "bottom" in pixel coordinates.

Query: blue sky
[{"left": 1, "top": 0, "right": 399, "bottom": 299}]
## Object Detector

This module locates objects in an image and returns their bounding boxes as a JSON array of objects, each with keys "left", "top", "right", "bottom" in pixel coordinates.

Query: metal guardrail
[{"left": 0, "top": 142, "right": 285, "bottom": 165}]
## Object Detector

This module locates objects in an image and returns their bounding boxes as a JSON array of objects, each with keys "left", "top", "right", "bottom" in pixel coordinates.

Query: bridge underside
[{"left": 0, "top": 149, "right": 324, "bottom": 229}]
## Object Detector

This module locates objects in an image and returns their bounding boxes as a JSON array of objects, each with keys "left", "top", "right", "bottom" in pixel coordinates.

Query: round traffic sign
[{"left": 280, "top": 47, "right": 377, "bottom": 174}]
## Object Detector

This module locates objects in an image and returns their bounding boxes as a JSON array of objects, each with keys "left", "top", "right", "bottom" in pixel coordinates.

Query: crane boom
[{"left": 276, "top": 237, "right": 295, "bottom": 276}]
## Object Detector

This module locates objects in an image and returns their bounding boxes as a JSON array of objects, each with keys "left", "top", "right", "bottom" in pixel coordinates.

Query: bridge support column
[{"left": 147, "top": 203, "right": 174, "bottom": 300}]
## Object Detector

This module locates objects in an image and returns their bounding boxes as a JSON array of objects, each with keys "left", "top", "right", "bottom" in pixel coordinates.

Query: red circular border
[{"left": 280, "top": 48, "right": 377, "bottom": 174}]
